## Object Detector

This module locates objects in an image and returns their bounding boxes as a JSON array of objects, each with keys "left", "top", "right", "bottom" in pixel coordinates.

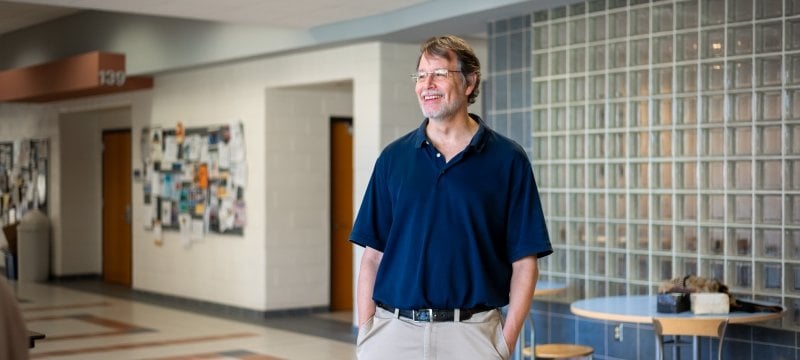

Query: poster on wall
[
  {"left": 142, "top": 121, "right": 246, "bottom": 242},
  {"left": 0, "top": 139, "right": 49, "bottom": 226}
]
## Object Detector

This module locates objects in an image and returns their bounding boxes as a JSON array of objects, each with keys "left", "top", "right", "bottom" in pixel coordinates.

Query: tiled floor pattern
[{"left": 10, "top": 280, "right": 357, "bottom": 360}]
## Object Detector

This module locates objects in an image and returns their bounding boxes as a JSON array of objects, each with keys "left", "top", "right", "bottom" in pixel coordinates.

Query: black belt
[{"left": 376, "top": 303, "right": 493, "bottom": 322}]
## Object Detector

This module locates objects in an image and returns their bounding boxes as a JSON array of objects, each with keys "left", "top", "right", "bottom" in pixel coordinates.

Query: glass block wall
[{"left": 525, "top": 0, "right": 800, "bottom": 330}]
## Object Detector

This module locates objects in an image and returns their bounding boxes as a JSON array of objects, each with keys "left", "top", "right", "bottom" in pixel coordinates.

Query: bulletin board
[
  {"left": 141, "top": 122, "right": 246, "bottom": 244},
  {"left": 0, "top": 139, "right": 49, "bottom": 226}
]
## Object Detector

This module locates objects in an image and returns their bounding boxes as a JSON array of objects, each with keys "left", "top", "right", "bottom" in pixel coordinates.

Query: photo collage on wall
[
  {"left": 0, "top": 139, "right": 49, "bottom": 226},
  {"left": 141, "top": 122, "right": 246, "bottom": 246}
]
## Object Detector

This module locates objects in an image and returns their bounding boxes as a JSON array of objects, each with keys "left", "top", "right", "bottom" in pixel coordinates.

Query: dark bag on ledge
[{"left": 657, "top": 292, "right": 691, "bottom": 313}]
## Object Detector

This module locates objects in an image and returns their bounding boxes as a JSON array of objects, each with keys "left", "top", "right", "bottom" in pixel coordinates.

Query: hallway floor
[{"left": 10, "top": 278, "right": 357, "bottom": 360}]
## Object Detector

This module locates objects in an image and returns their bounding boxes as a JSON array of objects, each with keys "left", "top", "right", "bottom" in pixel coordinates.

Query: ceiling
[{"left": 0, "top": 0, "right": 430, "bottom": 35}]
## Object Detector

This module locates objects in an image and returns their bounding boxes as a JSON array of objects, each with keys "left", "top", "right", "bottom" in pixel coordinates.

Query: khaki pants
[{"left": 357, "top": 306, "right": 510, "bottom": 360}]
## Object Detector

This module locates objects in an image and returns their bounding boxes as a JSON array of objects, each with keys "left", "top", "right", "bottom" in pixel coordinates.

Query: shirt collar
[{"left": 413, "top": 113, "right": 489, "bottom": 152}]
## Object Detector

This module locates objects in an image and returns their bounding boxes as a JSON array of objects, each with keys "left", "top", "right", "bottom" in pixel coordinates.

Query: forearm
[
  {"left": 503, "top": 256, "right": 538, "bottom": 349},
  {"left": 357, "top": 246, "right": 382, "bottom": 327}
]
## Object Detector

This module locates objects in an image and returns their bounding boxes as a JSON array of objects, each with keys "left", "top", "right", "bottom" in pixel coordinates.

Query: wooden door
[
  {"left": 330, "top": 118, "right": 353, "bottom": 310},
  {"left": 102, "top": 130, "right": 132, "bottom": 286}
]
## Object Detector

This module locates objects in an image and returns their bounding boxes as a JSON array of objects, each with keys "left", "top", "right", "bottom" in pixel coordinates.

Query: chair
[{"left": 653, "top": 317, "right": 728, "bottom": 360}]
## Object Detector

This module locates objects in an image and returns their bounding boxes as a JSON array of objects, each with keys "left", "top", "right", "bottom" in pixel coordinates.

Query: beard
[{"left": 419, "top": 94, "right": 466, "bottom": 121}]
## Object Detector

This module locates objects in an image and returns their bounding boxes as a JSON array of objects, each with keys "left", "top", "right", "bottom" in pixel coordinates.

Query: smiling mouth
[{"left": 423, "top": 95, "right": 442, "bottom": 101}]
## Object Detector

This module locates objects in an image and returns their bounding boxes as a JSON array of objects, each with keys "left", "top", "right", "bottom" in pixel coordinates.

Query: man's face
[{"left": 415, "top": 53, "right": 473, "bottom": 121}]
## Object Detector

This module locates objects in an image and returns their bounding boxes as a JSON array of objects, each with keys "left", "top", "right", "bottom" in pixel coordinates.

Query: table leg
[{"left": 693, "top": 335, "right": 700, "bottom": 360}]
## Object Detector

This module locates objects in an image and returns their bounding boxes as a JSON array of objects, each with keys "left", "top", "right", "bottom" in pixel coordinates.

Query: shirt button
[{"left": 436, "top": 153, "right": 441, "bottom": 158}]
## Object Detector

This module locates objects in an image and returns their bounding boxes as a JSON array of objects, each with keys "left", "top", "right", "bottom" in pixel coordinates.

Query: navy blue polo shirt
[{"left": 350, "top": 114, "right": 552, "bottom": 309}]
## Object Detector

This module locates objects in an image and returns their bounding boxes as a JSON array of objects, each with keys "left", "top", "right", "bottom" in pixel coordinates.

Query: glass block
[
  {"left": 789, "top": 195, "right": 800, "bottom": 225},
  {"left": 631, "top": 39, "right": 650, "bottom": 66},
  {"left": 588, "top": 280, "right": 606, "bottom": 298},
  {"left": 655, "top": 194, "right": 673, "bottom": 220},
  {"left": 653, "top": 35, "right": 674, "bottom": 64},
  {"left": 676, "top": 257, "right": 698, "bottom": 276},
  {"left": 609, "top": 252, "right": 627, "bottom": 278},
  {"left": 759, "top": 194, "right": 783, "bottom": 224},
  {"left": 610, "top": 191, "right": 625, "bottom": 217},
  {"left": 534, "top": 10, "right": 548, "bottom": 23},
  {"left": 789, "top": 19, "right": 800, "bottom": 50},
  {"left": 553, "top": 107, "right": 567, "bottom": 130},
  {"left": 704, "top": 161, "right": 725, "bottom": 189},
  {"left": 589, "top": 250, "right": 606, "bottom": 275},
  {"left": 552, "top": 80, "right": 567, "bottom": 104},
  {"left": 702, "top": 0, "right": 726, "bottom": 25},
  {"left": 790, "top": 160, "right": 800, "bottom": 190},
  {"left": 787, "top": 265, "right": 800, "bottom": 295},
  {"left": 630, "top": 8, "right": 650, "bottom": 35},
  {"left": 572, "top": 163, "right": 585, "bottom": 188},
  {"left": 732, "top": 195, "right": 753, "bottom": 223},
  {"left": 608, "top": 0, "right": 626, "bottom": 9},
  {"left": 571, "top": 77, "right": 586, "bottom": 101},
  {"left": 552, "top": 50, "right": 567, "bottom": 75},
  {"left": 731, "top": 261, "right": 753, "bottom": 288},
  {"left": 611, "top": 224, "right": 627, "bottom": 249},
  {"left": 588, "top": 44, "right": 606, "bottom": 71},
  {"left": 609, "top": 133, "right": 625, "bottom": 158},
  {"left": 677, "top": 65, "right": 698, "bottom": 93},
  {"left": 654, "top": 255, "right": 673, "bottom": 281},
  {"left": 654, "top": 67, "right": 673, "bottom": 94},
  {"left": 677, "top": 96, "right": 697, "bottom": 124},
  {"left": 610, "top": 41, "right": 627, "bottom": 69},
  {"left": 677, "top": 225, "right": 698, "bottom": 251},
  {"left": 631, "top": 162, "right": 649, "bottom": 188},
  {"left": 759, "top": 263, "right": 782, "bottom": 292},
  {"left": 732, "top": 160, "right": 753, "bottom": 189},
  {"left": 728, "top": 0, "right": 754, "bottom": 22},
  {"left": 790, "top": 55, "right": 800, "bottom": 85},
  {"left": 756, "top": 57, "right": 782, "bottom": 87},
  {"left": 609, "top": 11, "right": 628, "bottom": 39},
  {"left": 590, "top": 74, "right": 606, "bottom": 100},
  {"left": 589, "top": 163, "right": 606, "bottom": 187},
  {"left": 756, "top": 0, "right": 782, "bottom": 18},
  {"left": 571, "top": 135, "right": 585, "bottom": 159},
  {"left": 758, "top": 91, "right": 782, "bottom": 121},
  {"left": 630, "top": 70, "right": 649, "bottom": 97},
  {"left": 790, "top": 230, "right": 800, "bottom": 258},
  {"left": 633, "top": 253, "right": 649, "bottom": 280},
  {"left": 704, "top": 128, "right": 725, "bottom": 155},
  {"left": 681, "top": 162, "right": 698, "bottom": 189},
  {"left": 658, "top": 130, "right": 673, "bottom": 156},
  {"left": 589, "top": 15, "right": 606, "bottom": 42},
  {"left": 571, "top": 48, "right": 586, "bottom": 73},
  {"left": 791, "top": 125, "right": 800, "bottom": 155},
  {"left": 587, "top": 222, "right": 606, "bottom": 247},
  {"left": 730, "top": 59, "right": 753, "bottom": 89},
  {"left": 633, "top": 194, "right": 650, "bottom": 220},
  {"left": 572, "top": 193, "right": 586, "bottom": 218},
  {"left": 571, "top": 221, "right": 586, "bottom": 245},
  {"left": 731, "top": 92, "right": 753, "bottom": 122},
  {"left": 533, "top": 53, "right": 548, "bottom": 77},
  {"left": 756, "top": 22, "right": 783, "bottom": 53},
  {"left": 676, "top": 32, "right": 699, "bottom": 61},
  {"left": 704, "top": 95, "right": 725, "bottom": 123},
  {"left": 589, "top": 104, "right": 605, "bottom": 128},
  {"left": 653, "top": 3, "right": 674, "bottom": 32},
  {"left": 790, "top": 0, "right": 800, "bottom": 15},
  {"left": 703, "top": 29, "right": 725, "bottom": 58},
  {"left": 703, "top": 62, "right": 725, "bottom": 91},
  {"left": 533, "top": 137, "right": 548, "bottom": 159},
  {"left": 609, "top": 102, "right": 626, "bottom": 128},
  {"left": 533, "top": 25, "right": 549, "bottom": 50},
  {"left": 532, "top": 109, "right": 548, "bottom": 132},
  {"left": 702, "top": 258, "right": 725, "bottom": 280},
  {"left": 759, "top": 126, "right": 782, "bottom": 156},
  {"left": 678, "top": 129, "right": 698, "bottom": 156},
  {"left": 729, "top": 227, "right": 752, "bottom": 256},
  {"left": 570, "top": 106, "right": 585, "bottom": 130},
  {"left": 631, "top": 100, "right": 649, "bottom": 127},
  {"left": 610, "top": 72, "right": 627, "bottom": 97},
  {"left": 759, "top": 228, "right": 782, "bottom": 258},
  {"left": 676, "top": 0, "right": 699, "bottom": 29},
  {"left": 552, "top": 21, "right": 568, "bottom": 47},
  {"left": 705, "top": 194, "right": 725, "bottom": 221},
  {"left": 571, "top": 18, "right": 587, "bottom": 45},
  {"left": 792, "top": 89, "right": 800, "bottom": 118},
  {"left": 553, "top": 135, "right": 566, "bottom": 159},
  {"left": 533, "top": 80, "right": 548, "bottom": 104},
  {"left": 552, "top": 6, "right": 568, "bottom": 19},
  {"left": 554, "top": 193, "right": 567, "bottom": 216},
  {"left": 654, "top": 99, "right": 673, "bottom": 125},
  {"left": 732, "top": 127, "right": 753, "bottom": 155},
  {"left": 571, "top": 249, "right": 586, "bottom": 273}
]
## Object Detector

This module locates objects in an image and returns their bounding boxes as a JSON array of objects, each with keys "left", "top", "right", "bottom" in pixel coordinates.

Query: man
[{"left": 350, "top": 35, "right": 552, "bottom": 360}]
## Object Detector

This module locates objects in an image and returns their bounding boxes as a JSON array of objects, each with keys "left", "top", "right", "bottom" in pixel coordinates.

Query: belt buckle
[{"left": 413, "top": 309, "right": 433, "bottom": 322}]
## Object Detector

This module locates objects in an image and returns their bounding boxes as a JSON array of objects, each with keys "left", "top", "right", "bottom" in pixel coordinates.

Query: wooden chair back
[{"left": 653, "top": 317, "right": 728, "bottom": 338}]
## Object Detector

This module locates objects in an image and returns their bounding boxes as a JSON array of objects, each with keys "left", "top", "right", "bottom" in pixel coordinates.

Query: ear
[{"left": 464, "top": 73, "right": 477, "bottom": 96}]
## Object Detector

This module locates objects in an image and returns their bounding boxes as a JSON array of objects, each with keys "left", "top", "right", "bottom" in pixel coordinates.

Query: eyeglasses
[{"left": 411, "top": 69, "right": 463, "bottom": 83}]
